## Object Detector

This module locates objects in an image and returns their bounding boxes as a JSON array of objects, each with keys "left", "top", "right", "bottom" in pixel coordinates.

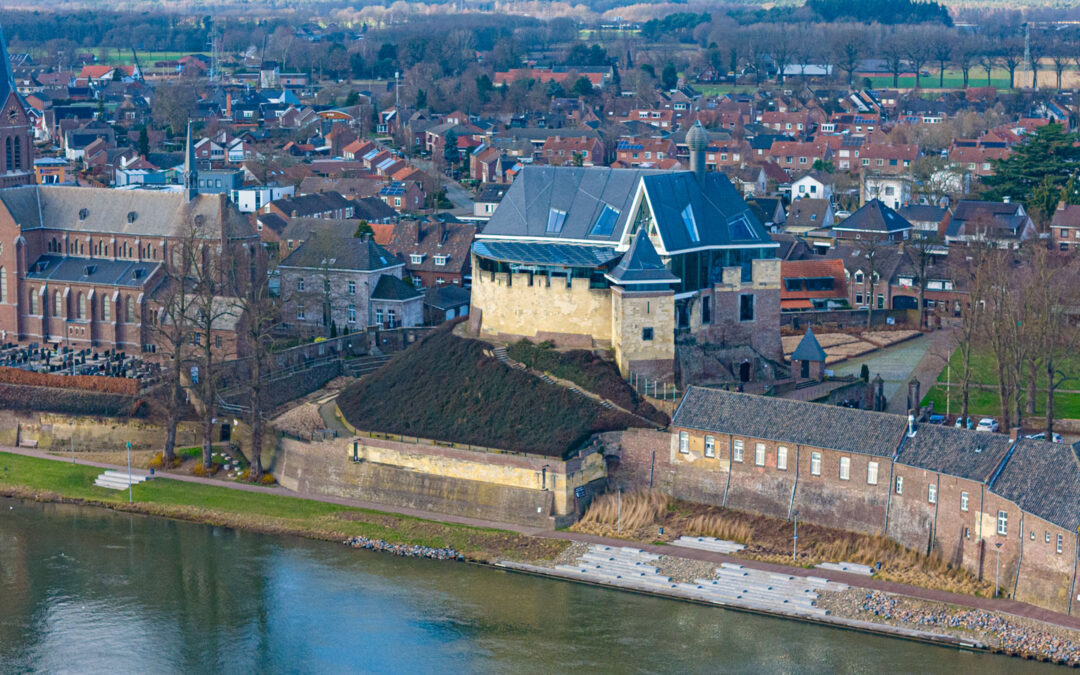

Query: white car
[
  {"left": 1025, "top": 432, "right": 1064, "bottom": 444},
  {"left": 976, "top": 418, "right": 1000, "bottom": 433}
]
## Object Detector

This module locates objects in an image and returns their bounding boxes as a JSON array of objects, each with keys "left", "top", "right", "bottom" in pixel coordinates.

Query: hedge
[{"left": 0, "top": 366, "right": 139, "bottom": 395}]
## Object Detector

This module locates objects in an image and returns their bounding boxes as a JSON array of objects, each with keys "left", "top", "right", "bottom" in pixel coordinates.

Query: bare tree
[
  {"left": 953, "top": 37, "right": 979, "bottom": 89},
  {"left": 1001, "top": 40, "right": 1024, "bottom": 90},
  {"left": 904, "top": 31, "right": 931, "bottom": 90},
  {"left": 861, "top": 236, "right": 883, "bottom": 329},
  {"left": 831, "top": 28, "right": 861, "bottom": 89},
  {"left": 1029, "top": 36, "right": 1046, "bottom": 89},
  {"left": 979, "top": 51, "right": 997, "bottom": 88},
  {"left": 951, "top": 245, "right": 992, "bottom": 426},
  {"left": 907, "top": 235, "right": 941, "bottom": 330},
  {"left": 931, "top": 29, "right": 953, "bottom": 89},
  {"left": 1051, "top": 42, "right": 1070, "bottom": 91},
  {"left": 883, "top": 34, "right": 907, "bottom": 89},
  {"left": 147, "top": 224, "right": 200, "bottom": 466},
  {"left": 191, "top": 234, "right": 235, "bottom": 471},
  {"left": 1027, "top": 245, "right": 1080, "bottom": 436}
]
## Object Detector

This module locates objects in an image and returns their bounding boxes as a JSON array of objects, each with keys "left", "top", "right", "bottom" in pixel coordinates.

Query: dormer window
[
  {"left": 127, "top": 211, "right": 137, "bottom": 223},
  {"left": 434, "top": 255, "right": 447, "bottom": 266},
  {"left": 410, "top": 254, "right": 424, "bottom": 265},
  {"left": 546, "top": 208, "right": 567, "bottom": 234}
]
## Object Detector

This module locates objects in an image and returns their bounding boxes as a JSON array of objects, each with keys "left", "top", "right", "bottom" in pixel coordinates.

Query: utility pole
[
  {"left": 617, "top": 488, "right": 622, "bottom": 535},
  {"left": 395, "top": 71, "right": 400, "bottom": 110},
  {"left": 70, "top": 421, "right": 74, "bottom": 464},
  {"left": 995, "top": 542, "right": 1003, "bottom": 597},
  {"left": 126, "top": 441, "right": 133, "bottom": 504},
  {"left": 793, "top": 511, "right": 799, "bottom": 564}
]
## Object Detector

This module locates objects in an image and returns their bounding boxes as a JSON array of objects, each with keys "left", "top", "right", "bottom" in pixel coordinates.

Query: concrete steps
[
  {"left": 671, "top": 536, "right": 746, "bottom": 555},
  {"left": 93, "top": 470, "right": 151, "bottom": 491},
  {"left": 343, "top": 355, "right": 391, "bottom": 377},
  {"left": 815, "top": 561, "right": 875, "bottom": 576}
]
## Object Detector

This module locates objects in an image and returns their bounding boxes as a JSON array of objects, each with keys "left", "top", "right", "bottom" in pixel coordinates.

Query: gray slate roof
[
  {"left": 279, "top": 234, "right": 399, "bottom": 272},
  {"left": 672, "top": 386, "right": 909, "bottom": 457},
  {"left": 472, "top": 240, "right": 619, "bottom": 268},
  {"left": 479, "top": 166, "right": 771, "bottom": 254},
  {"left": 991, "top": 439, "right": 1080, "bottom": 531},
  {"left": 371, "top": 274, "right": 421, "bottom": 301},
  {"left": 25, "top": 255, "right": 159, "bottom": 288},
  {"left": 0, "top": 186, "right": 250, "bottom": 240},
  {"left": 607, "top": 230, "right": 679, "bottom": 284},
  {"left": 424, "top": 284, "right": 470, "bottom": 309},
  {"left": 834, "top": 199, "right": 912, "bottom": 234},
  {"left": 897, "top": 424, "right": 1014, "bottom": 483},
  {"left": 791, "top": 328, "right": 826, "bottom": 362}
]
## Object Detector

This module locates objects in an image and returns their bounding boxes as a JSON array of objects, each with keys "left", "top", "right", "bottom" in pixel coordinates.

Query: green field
[
  {"left": 27, "top": 48, "right": 211, "bottom": 66},
  {"left": 936, "top": 349, "right": 1080, "bottom": 390},
  {"left": 0, "top": 451, "right": 566, "bottom": 561}
]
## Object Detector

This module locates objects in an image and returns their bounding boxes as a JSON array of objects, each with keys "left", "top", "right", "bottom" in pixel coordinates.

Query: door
[{"left": 801, "top": 360, "right": 810, "bottom": 379}]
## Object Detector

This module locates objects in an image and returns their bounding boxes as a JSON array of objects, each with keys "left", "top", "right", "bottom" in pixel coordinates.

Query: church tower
[
  {"left": 0, "top": 23, "right": 33, "bottom": 188},
  {"left": 182, "top": 121, "right": 198, "bottom": 201}
]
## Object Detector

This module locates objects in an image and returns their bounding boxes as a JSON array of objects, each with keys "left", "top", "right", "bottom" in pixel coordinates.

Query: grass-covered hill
[{"left": 337, "top": 324, "right": 652, "bottom": 458}]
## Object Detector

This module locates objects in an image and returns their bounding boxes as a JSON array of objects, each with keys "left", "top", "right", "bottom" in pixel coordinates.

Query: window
[
  {"left": 755, "top": 443, "right": 765, "bottom": 466},
  {"left": 701, "top": 296, "right": 711, "bottom": 324},
  {"left": 546, "top": 208, "right": 567, "bottom": 233},
  {"left": 375, "top": 309, "right": 383, "bottom": 325},
  {"left": 960, "top": 491, "right": 969, "bottom": 512},
  {"left": 297, "top": 306, "right": 305, "bottom": 320},
  {"left": 410, "top": 254, "right": 423, "bottom": 265},
  {"left": 0, "top": 265, "right": 5, "bottom": 303},
  {"left": 733, "top": 440, "right": 743, "bottom": 463},
  {"left": 895, "top": 476, "right": 903, "bottom": 494},
  {"left": 347, "top": 305, "right": 356, "bottom": 323},
  {"left": 54, "top": 291, "right": 62, "bottom": 317},
  {"left": 997, "top": 510, "right": 1008, "bottom": 536},
  {"left": 855, "top": 293, "right": 863, "bottom": 305},
  {"left": 29, "top": 289, "right": 38, "bottom": 315},
  {"left": 839, "top": 456, "right": 850, "bottom": 481},
  {"left": 78, "top": 293, "right": 86, "bottom": 320},
  {"left": 777, "top": 446, "right": 788, "bottom": 471},
  {"left": 435, "top": 255, "right": 448, "bottom": 266},
  {"left": 810, "top": 452, "right": 821, "bottom": 476},
  {"left": 1058, "top": 534, "right": 1064, "bottom": 554},
  {"left": 348, "top": 280, "right": 356, "bottom": 294},
  {"left": 854, "top": 271, "right": 864, "bottom": 284},
  {"left": 103, "top": 296, "right": 111, "bottom": 321},
  {"left": 126, "top": 296, "right": 135, "bottom": 323},
  {"left": 705, "top": 436, "right": 715, "bottom": 458},
  {"left": 680, "top": 204, "right": 699, "bottom": 243},
  {"left": 641, "top": 327, "right": 654, "bottom": 341},
  {"left": 589, "top": 205, "right": 620, "bottom": 237},
  {"left": 876, "top": 294, "right": 884, "bottom": 309},
  {"left": 928, "top": 484, "right": 937, "bottom": 504},
  {"left": 867, "top": 461, "right": 878, "bottom": 485},
  {"left": 297, "top": 277, "right": 305, "bottom": 292},
  {"left": 679, "top": 431, "right": 689, "bottom": 454},
  {"left": 1046, "top": 531, "right": 1052, "bottom": 543},
  {"left": 739, "top": 295, "right": 755, "bottom": 322}
]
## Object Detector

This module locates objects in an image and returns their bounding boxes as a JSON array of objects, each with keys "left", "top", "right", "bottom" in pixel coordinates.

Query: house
[
  {"left": 377, "top": 181, "right": 425, "bottom": 213},
  {"left": 784, "top": 198, "right": 833, "bottom": 234},
  {"left": 1050, "top": 202, "right": 1080, "bottom": 252},
  {"left": 615, "top": 137, "right": 677, "bottom": 168},
  {"left": 263, "top": 191, "right": 355, "bottom": 222},
  {"left": 541, "top": 136, "right": 603, "bottom": 166},
  {"left": 278, "top": 233, "right": 422, "bottom": 334},
  {"left": 825, "top": 243, "right": 905, "bottom": 310},
  {"left": 780, "top": 259, "right": 848, "bottom": 312},
  {"left": 664, "top": 386, "right": 1080, "bottom": 615},
  {"left": 943, "top": 200, "right": 1036, "bottom": 248},
  {"left": 376, "top": 219, "right": 477, "bottom": 288},
  {"left": 474, "top": 185, "right": 506, "bottom": 218},
  {"left": 864, "top": 174, "right": 912, "bottom": 211},
  {"left": 747, "top": 197, "right": 785, "bottom": 231},
  {"left": 897, "top": 204, "right": 947, "bottom": 240},
  {"left": 832, "top": 200, "right": 912, "bottom": 242},
  {"left": 858, "top": 144, "right": 918, "bottom": 175},
  {"left": 423, "top": 284, "right": 471, "bottom": 325},
  {"left": 471, "top": 134, "right": 781, "bottom": 382},
  {"left": 790, "top": 172, "right": 832, "bottom": 200},
  {"left": 790, "top": 327, "right": 826, "bottom": 381},
  {"left": 724, "top": 166, "right": 767, "bottom": 198}
]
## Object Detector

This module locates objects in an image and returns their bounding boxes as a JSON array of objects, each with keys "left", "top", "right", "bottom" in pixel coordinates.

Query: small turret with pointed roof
[
  {"left": 607, "top": 229, "right": 679, "bottom": 286},
  {"left": 792, "top": 326, "right": 826, "bottom": 363},
  {"left": 183, "top": 121, "right": 198, "bottom": 201},
  {"left": 686, "top": 120, "right": 708, "bottom": 183}
]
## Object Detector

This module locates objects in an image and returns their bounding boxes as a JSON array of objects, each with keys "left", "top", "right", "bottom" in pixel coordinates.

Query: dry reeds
[{"left": 577, "top": 489, "right": 669, "bottom": 532}]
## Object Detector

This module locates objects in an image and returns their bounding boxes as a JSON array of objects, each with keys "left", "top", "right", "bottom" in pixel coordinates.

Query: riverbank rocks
[{"left": 344, "top": 536, "right": 463, "bottom": 561}]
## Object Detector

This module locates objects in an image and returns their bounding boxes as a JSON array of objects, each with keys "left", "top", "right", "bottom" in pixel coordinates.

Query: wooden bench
[{"left": 19, "top": 438, "right": 38, "bottom": 448}]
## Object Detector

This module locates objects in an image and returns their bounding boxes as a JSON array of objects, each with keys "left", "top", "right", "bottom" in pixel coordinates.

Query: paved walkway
[
  {"left": 5, "top": 444, "right": 1080, "bottom": 632},
  {"left": 830, "top": 331, "right": 953, "bottom": 414}
]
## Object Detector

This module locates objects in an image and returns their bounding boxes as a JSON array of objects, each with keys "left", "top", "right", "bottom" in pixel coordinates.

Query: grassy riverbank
[{"left": 0, "top": 451, "right": 567, "bottom": 563}]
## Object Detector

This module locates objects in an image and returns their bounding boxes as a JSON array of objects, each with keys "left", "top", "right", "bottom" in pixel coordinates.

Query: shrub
[
  {"left": 192, "top": 462, "right": 220, "bottom": 477},
  {"left": 0, "top": 366, "right": 138, "bottom": 394},
  {"left": 259, "top": 472, "right": 276, "bottom": 485}
]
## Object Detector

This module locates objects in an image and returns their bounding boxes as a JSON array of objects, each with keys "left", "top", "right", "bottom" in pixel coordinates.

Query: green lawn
[
  {"left": 936, "top": 349, "right": 1080, "bottom": 391},
  {"left": 862, "top": 71, "right": 1012, "bottom": 90},
  {"left": 921, "top": 384, "right": 1080, "bottom": 420},
  {"left": 0, "top": 451, "right": 565, "bottom": 560}
]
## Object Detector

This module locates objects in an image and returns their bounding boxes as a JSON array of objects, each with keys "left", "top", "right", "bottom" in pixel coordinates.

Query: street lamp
[
  {"left": 125, "top": 441, "right": 133, "bottom": 504},
  {"left": 995, "top": 541, "right": 1003, "bottom": 598},
  {"left": 70, "top": 421, "right": 74, "bottom": 464},
  {"left": 617, "top": 488, "right": 622, "bottom": 535},
  {"left": 793, "top": 510, "right": 799, "bottom": 564}
]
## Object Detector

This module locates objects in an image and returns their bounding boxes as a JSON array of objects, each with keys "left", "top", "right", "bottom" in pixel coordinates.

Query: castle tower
[
  {"left": 182, "top": 121, "right": 198, "bottom": 201},
  {"left": 0, "top": 23, "right": 33, "bottom": 188},
  {"left": 608, "top": 230, "right": 678, "bottom": 381},
  {"left": 686, "top": 120, "right": 708, "bottom": 183}
]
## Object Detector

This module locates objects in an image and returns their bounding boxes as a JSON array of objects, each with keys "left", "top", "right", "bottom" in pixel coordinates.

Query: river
[{"left": 0, "top": 497, "right": 1058, "bottom": 674}]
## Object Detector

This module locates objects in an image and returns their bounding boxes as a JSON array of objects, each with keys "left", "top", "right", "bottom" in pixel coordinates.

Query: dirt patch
[
  {"left": 49, "top": 449, "right": 157, "bottom": 469},
  {"left": 272, "top": 403, "right": 326, "bottom": 437}
]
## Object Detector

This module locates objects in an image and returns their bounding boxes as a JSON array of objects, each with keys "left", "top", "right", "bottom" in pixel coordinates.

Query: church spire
[
  {"left": 0, "top": 23, "right": 16, "bottom": 107},
  {"left": 183, "top": 121, "right": 197, "bottom": 201}
]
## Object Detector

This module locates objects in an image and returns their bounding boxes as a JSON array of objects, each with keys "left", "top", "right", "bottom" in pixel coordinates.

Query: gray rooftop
[
  {"left": 834, "top": 200, "right": 912, "bottom": 234},
  {"left": 791, "top": 328, "right": 826, "bottom": 362},
  {"left": 672, "top": 386, "right": 909, "bottom": 457},
  {"left": 280, "top": 234, "right": 400, "bottom": 272},
  {"left": 472, "top": 240, "right": 620, "bottom": 268},
  {"left": 607, "top": 230, "right": 679, "bottom": 285},
  {"left": 25, "top": 255, "right": 159, "bottom": 288},
  {"left": 991, "top": 439, "right": 1080, "bottom": 532},
  {"left": 897, "top": 424, "right": 1014, "bottom": 483},
  {"left": 371, "top": 274, "right": 421, "bottom": 301}
]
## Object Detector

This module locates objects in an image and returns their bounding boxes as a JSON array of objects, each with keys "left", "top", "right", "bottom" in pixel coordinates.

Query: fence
[{"left": 626, "top": 371, "right": 681, "bottom": 402}]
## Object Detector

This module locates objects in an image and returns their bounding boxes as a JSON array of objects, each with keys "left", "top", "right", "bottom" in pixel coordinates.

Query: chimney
[
  {"left": 686, "top": 120, "right": 708, "bottom": 183},
  {"left": 907, "top": 413, "right": 916, "bottom": 437},
  {"left": 1003, "top": 195, "right": 1010, "bottom": 204},
  {"left": 226, "top": 93, "right": 232, "bottom": 119},
  {"left": 1009, "top": 426, "right": 1021, "bottom": 442}
]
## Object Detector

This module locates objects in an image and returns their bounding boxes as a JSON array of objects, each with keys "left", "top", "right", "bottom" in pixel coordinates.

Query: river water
[{"left": 0, "top": 497, "right": 1057, "bottom": 674}]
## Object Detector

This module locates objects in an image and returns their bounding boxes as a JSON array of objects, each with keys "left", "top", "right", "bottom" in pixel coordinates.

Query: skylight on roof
[
  {"left": 546, "top": 208, "right": 567, "bottom": 234},
  {"left": 589, "top": 205, "right": 620, "bottom": 237},
  {"left": 729, "top": 214, "right": 757, "bottom": 241},
  {"left": 680, "top": 204, "right": 699, "bottom": 243}
]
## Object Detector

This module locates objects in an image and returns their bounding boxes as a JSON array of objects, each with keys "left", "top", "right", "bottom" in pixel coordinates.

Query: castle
[{"left": 470, "top": 122, "right": 781, "bottom": 382}]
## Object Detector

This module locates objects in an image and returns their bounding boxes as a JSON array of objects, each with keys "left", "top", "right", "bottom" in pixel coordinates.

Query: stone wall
[
  {"left": 611, "top": 287, "right": 675, "bottom": 379},
  {"left": 471, "top": 262, "right": 613, "bottom": 346},
  {"left": 782, "top": 308, "right": 919, "bottom": 330},
  {"left": 0, "top": 410, "right": 192, "bottom": 452},
  {"left": 277, "top": 434, "right": 607, "bottom": 526}
]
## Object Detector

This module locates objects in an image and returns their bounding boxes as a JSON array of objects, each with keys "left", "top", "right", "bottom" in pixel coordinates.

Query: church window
[
  {"left": 54, "top": 291, "right": 62, "bottom": 316},
  {"left": 127, "top": 296, "right": 135, "bottom": 323},
  {"left": 103, "top": 296, "right": 111, "bottom": 321},
  {"left": 78, "top": 293, "right": 86, "bottom": 320},
  {"left": 0, "top": 265, "right": 5, "bottom": 302}
]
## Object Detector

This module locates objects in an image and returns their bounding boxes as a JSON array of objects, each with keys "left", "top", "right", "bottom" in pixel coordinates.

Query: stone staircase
[
  {"left": 343, "top": 354, "right": 391, "bottom": 378},
  {"left": 93, "top": 470, "right": 152, "bottom": 490},
  {"left": 492, "top": 347, "right": 642, "bottom": 418},
  {"left": 671, "top": 535, "right": 746, "bottom": 555}
]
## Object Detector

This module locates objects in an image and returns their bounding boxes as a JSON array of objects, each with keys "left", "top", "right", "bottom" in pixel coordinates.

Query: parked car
[
  {"left": 955, "top": 416, "right": 974, "bottom": 429},
  {"left": 976, "top": 418, "right": 1000, "bottom": 432},
  {"left": 1025, "top": 432, "right": 1064, "bottom": 444},
  {"left": 928, "top": 414, "right": 946, "bottom": 425}
]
